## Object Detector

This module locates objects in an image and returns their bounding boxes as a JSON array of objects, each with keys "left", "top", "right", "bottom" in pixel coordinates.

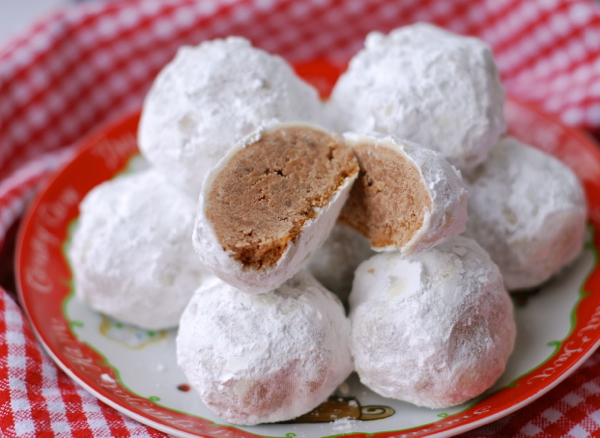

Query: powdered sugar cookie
[
  {"left": 139, "top": 36, "right": 323, "bottom": 195},
  {"left": 69, "top": 169, "right": 212, "bottom": 330},
  {"left": 176, "top": 270, "right": 353, "bottom": 425},
  {"left": 327, "top": 23, "right": 505, "bottom": 170},
  {"left": 339, "top": 133, "right": 468, "bottom": 255},
  {"left": 193, "top": 122, "right": 359, "bottom": 294},
  {"left": 349, "top": 236, "right": 515, "bottom": 409},
  {"left": 463, "top": 136, "right": 587, "bottom": 290}
]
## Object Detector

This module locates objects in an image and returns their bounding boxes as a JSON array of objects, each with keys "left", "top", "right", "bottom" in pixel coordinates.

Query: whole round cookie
[
  {"left": 339, "top": 133, "right": 468, "bottom": 255},
  {"left": 138, "top": 36, "right": 323, "bottom": 195},
  {"left": 327, "top": 23, "right": 505, "bottom": 170},
  {"left": 349, "top": 236, "right": 515, "bottom": 409},
  {"left": 69, "top": 169, "right": 211, "bottom": 330},
  {"left": 463, "top": 136, "right": 587, "bottom": 290},
  {"left": 193, "top": 122, "right": 359, "bottom": 294},
  {"left": 176, "top": 270, "right": 353, "bottom": 425},
  {"left": 307, "top": 222, "right": 374, "bottom": 304}
]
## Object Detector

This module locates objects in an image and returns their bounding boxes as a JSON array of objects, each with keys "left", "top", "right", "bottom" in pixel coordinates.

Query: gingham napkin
[{"left": 2, "top": 0, "right": 600, "bottom": 436}]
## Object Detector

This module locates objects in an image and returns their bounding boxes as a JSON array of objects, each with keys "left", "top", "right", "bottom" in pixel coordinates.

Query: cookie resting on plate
[
  {"left": 463, "top": 136, "right": 587, "bottom": 291},
  {"left": 176, "top": 270, "right": 353, "bottom": 425},
  {"left": 349, "top": 235, "right": 516, "bottom": 409},
  {"left": 68, "top": 169, "right": 212, "bottom": 330}
]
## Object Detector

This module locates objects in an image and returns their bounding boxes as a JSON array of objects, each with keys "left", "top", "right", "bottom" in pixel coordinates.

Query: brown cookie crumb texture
[
  {"left": 207, "top": 126, "right": 359, "bottom": 270},
  {"left": 340, "top": 143, "right": 432, "bottom": 249}
]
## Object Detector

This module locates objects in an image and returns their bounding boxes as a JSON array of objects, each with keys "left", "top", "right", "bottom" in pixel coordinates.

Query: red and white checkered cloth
[{"left": 3, "top": 0, "right": 600, "bottom": 436}]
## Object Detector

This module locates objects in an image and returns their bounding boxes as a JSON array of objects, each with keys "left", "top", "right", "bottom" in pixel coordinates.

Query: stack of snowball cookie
[{"left": 68, "top": 23, "right": 587, "bottom": 426}]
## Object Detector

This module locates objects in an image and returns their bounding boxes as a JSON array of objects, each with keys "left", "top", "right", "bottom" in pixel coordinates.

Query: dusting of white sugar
[
  {"left": 138, "top": 36, "right": 323, "bottom": 195},
  {"left": 332, "top": 417, "right": 359, "bottom": 431},
  {"left": 176, "top": 270, "right": 353, "bottom": 425},
  {"left": 349, "top": 236, "right": 515, "bottom": 409},
  {"left": 463, "top": 136, "right": 587, "bottom": 290},
  {"left": 69, "top": 169, "right": 213, "bottom": 330},
  {"left": 327, "top": 23, "right": 505, "bottom": 170}
]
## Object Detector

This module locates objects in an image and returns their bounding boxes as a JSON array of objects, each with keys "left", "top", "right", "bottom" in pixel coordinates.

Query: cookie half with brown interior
[
  {"left": 339, "top": 133, "right": 468, "bottom": 255},
  {"left": 193, "top": 122, "right": 359, "bottom": 294}
]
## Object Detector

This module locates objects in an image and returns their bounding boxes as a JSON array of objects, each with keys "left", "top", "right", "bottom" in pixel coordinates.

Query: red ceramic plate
[{"left": 16, "top": 63, "right": 600, "bottom": 438}]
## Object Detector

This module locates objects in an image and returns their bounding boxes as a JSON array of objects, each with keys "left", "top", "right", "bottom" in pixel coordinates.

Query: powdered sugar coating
[
  {"left": 344, "top": 133, "right": 469, "bottom": 255},
  {"left": 69, "top": 169, "right": 212, "bottom": 330},
  {"left": 349, "top": 236, "right": 515, "bottom": 409},
  {"left": 463, "top": 136, "right": 587, "bottom": 290},
  {"left": 193, "top": 122, "right": 358, "bottom": 295},
  {"left": 327, "top": 23, "right": 505, "bottom": 170},
  {"left": 176, "top": 270, "right": 353, "bottom": 425},
  {"left": 138, "top": 36, "right": 323, "bottom": 195},
  {"left": 307, "top": 222, "right": 374, "bottom": 303}
]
